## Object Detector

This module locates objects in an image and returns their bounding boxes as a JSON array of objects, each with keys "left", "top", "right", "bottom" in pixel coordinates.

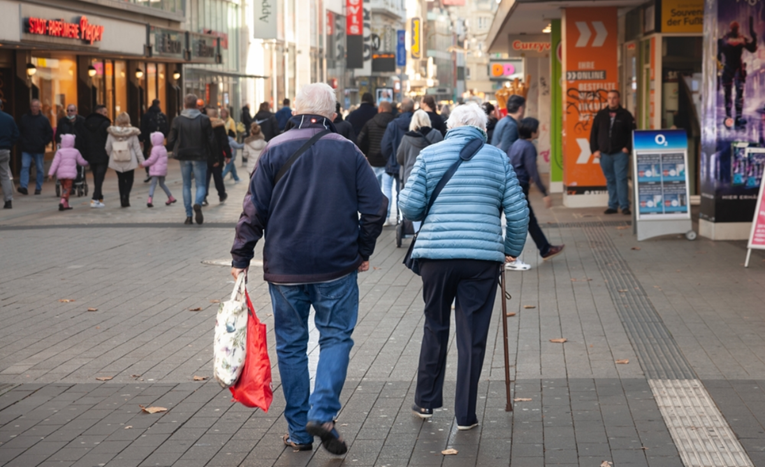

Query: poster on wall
[{"left": 700, "top": 0, "right": 765, "bottom": 224}]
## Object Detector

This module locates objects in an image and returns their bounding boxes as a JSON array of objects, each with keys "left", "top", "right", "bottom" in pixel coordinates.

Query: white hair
[
  {"left": 409, "top": 109, "right": 431, "bottom": 131},
  {"left": 294, "top": 83, "right": 336, "bottom": 119},
  {"left": 446, "top": 103, "right": 487, "bottom": 130}
]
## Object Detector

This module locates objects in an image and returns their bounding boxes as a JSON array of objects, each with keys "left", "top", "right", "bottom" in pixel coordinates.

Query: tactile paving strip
[{"left": 650, "top": 379, "right": 754, "bottom": 467}]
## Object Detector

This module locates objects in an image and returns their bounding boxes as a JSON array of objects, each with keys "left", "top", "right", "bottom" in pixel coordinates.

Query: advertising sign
[
  {"left": 346, "top": 0, "right": 364, "bottom": 68},
  {"left": 489, "top": 59, "right": 524, "bottom": 81},
  {"left": 562, "top": 7, "right": 618, "bottom": 197},
  {"left": 149, "top": 26, "right": 185, "bottom": 60},
  {"left": 507, "top": 34, "right": 551, "bottom": 58},
  {"left": 660, "top": 0, "right": 703, "bottom": 33},
  {"left": 745, "top": 179, "right": 765, "bottom": 266},
  {"left": 397, "top": 30, "right": 406, "bottom": 67},
  {"left": 189, "top": 32, "right": 219, "bottom": 64},
  {"left": 372, "top": 53, "right": 395, "bottom": 73},
  {"left": 633, "top": 130, "right": 691, "bottom": 220},
  {"left": 700, "top": 0, "right": 765, "bottom": 227},
  {"left": 550, "top": 19, "right": 563, "bottom": 192},
  {"left": 253, "top": 0, "right": 278, "bottom": 39},
  {"left": 410, "top": 18, "right": 422, "bottom": 60}
]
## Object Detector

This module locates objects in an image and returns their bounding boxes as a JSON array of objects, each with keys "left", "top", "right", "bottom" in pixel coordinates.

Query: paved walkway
[{"left": 1, "top": 163, "right": 764, "bottom": 466}]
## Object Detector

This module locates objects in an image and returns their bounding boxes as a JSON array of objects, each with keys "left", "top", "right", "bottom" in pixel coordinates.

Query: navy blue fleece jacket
[{"left": 231, "top": 114, "right": 387, "bottom": 283}]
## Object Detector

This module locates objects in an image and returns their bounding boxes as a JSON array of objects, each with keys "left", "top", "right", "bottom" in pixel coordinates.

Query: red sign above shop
[
  {"left": 347, "top": 0, "right": 363, "bottom": 36},
  {"left": 512, "top": 40, "right": 551, "bottom": 54},
  {"left": 27, "top": 16, "right": 104, "bottom": 45}
]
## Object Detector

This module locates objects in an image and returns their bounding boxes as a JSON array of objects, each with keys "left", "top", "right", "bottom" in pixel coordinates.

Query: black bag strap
[
  {"left": 274, "top": 129, "right": 330, "bottom": 185},
  {"left": 424, "top": 137, "right": 485, "bottom": 216}
]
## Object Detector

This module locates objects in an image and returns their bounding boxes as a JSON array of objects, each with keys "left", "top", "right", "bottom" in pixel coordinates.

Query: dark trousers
[
  {"left": 116, "top": 170, "right": 134, "bottom": 201},
  {"left": 90, "top": 163, "right": 108, "bottom": 201},
  {"left": 205, "top": 162, "right": 226, "bottom": 199},
  {"left": 416, "top": 259, "right": 500, "bottom": 426},
  {"left": 522, "top": 184, "right": 551, "bottom": 256}
]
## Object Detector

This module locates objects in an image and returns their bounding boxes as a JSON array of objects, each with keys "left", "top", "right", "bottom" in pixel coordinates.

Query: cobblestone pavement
[{"left": 1, "top": 163, "right": 764, "bottom": 466}]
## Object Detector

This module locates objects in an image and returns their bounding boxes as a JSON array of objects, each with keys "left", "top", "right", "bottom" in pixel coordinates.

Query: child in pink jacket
[
  {"left": 48, "top": 134, "right": 88, "bottom": 211},
  {"left": 141, "top": 131, "right": 176, "bottom": 207}
]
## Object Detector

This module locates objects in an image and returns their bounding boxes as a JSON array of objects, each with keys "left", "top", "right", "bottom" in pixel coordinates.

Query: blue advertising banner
[
  {"left": 633, "top": 130, "right": 691, "bottom": 221},
  {"left": 396, "top": 29, "right": 406, "bottom": 67}
]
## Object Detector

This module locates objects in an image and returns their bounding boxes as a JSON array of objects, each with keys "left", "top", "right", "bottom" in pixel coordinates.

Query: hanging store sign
[
  {"left": 507, "top": 34, "right": 551, "bottom": 58},
  {"left": 253, "top": 0, "right": 277, "bottom": 39},
  {"left": 396, "top": 30, "right": 406, "bottom": 67},
  {"left": 659, "top": 0, "right": 703, "bottom": 33},
  {"left": 346, "top": 0, "right": 364, "bottom": 68},
  {"left": 489, "top": 59, "right": 524, "bottom": 81},
  {"left": 203, "top": 29, "right": 228, "bottom": 50},
  {"left": 372, "top": 52, "right": 396, "bottom": 73},
  {"left": 189, "top": 32, "right": 220, "bottom": 64},
  {"left": 410, "top": 17, "right": 422, "bottom": 60},
  {"left": 26, "top": 16, "right": 104, "bottom": 45},
  {"left": 148, "top": 26, "right": 185, "bottom": 60}
]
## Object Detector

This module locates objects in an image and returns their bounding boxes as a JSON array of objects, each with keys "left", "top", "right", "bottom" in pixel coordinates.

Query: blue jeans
[
  {"left": 371, "top": 166, "right": 386, "bottom": 186},
  {"left": 221, "top": 160, "right": 240, "bottom": 181},
  {"left": 268, "top": 271, "right": 359, "bottom": 445},
  {"left": 599, "top": 151, "right": 630, "bottom": 210},
  {"left": 21, "top": 152, "right": 45, "bottom": 190},
  {"left": 382, "top": 172, "right": 400, "bottom": 220},
  {"left": 180, "top": 160, "right": 207, "bottom": 216}
]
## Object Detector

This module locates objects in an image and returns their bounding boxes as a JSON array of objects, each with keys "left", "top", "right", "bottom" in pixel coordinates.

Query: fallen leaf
[
  {"left": 188, "top": 307, "right": 202, "bottom": 312},
  {"left": 506, "top": 312, "right": 516, "bottom": 317},
  {"left": 589, "top": 344, "right": 594, "bottom": 348},
  {"left": 616, "top": 226, "right": 629, "bottom": 230},
  {"left": 59, "top": 299, "right": 75, "bottom": 303},
  {"left": 523, "top": 305, "right": 536, "bottom": 309},
  {"left": 373, "top": 267, "right": 380, "bottom": 270},
  {"left": 210, "top": 300, "right": 220, "bottom": 304},
  {"left": 95, "top": 376, "right": 113, "bottom": 381},
  {"left": 549, "top": 338, "right": 567, "bottom": 343},
  {"left": 631, "top": 247, "right": 641, "bottom": 251},
  {"left": 616, "top": 359, "right": 629, "bottom": 364},
  {"left": 571, "top": 278, "right": 577, "bottom": 282},
  {"left": 130, "top": 374, "right": 141, "bottom": 378},
  {"left": 139, "top": 405, "right": 167, "bottom": 414},
  {"left": 124, "top": 426, "right": 132, "bottom": 430},
  {"left": 441, "top": 449, "right": 458, "bottom": 455},
  {"left": 601, "top": 462, "right": 613, "bottom": 467},
  {"left": 641, "top": 446, "right": 649, "bottom": 450},
  {"left": 340, "top": 423, "right": 348, "bottom": 426},
  {"left": 513, "top": 398, "right": 532, "bottom": 402},
  {"left": 618, "top": 289, "right": 627, "bottom": 292},
  {"left": 87, "top": 308, "right": 98, "bottom": 312},
  {"left": 192, "top": 375, "right": 208, "bottom": 381},
  {"left": 586, "top": 278, "right": 593, "bottom": 281}
]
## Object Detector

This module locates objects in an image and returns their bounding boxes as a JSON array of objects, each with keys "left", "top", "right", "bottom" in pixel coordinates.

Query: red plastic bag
[{"left": 229, "top": 290, "right": 273, "bottom": 411}]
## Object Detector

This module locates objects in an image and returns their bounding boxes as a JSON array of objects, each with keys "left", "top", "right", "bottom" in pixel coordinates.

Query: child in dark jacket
[
  {"left": 506, "top": 117, "right": 564, "bottom": 270},
  {"left": 48, "top": 134, "right": 88, "bottom": 211}
]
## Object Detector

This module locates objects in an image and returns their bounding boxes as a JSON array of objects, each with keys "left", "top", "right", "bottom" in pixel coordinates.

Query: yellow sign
[
  {"left": 661, "top": 0, "right": 703, "bottom": 33},
  {"left": 410, "top": 18, "right": 422, "bottom": 59}
]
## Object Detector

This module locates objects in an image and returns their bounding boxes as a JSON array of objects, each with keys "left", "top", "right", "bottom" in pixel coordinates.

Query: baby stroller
[{"left": 55, "top": 166, "right": 88, "bottom": 197}]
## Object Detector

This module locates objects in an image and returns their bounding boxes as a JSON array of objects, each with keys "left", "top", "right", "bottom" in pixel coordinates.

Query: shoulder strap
[
  {"left": 425, "top": 138, "right": 484, "bottom": 214},
  {"left": 274, "top": 129, "right": 330, "bottom": 185}
]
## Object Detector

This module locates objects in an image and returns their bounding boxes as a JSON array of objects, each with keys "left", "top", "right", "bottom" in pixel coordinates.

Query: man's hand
[
  {"left": 592, "top": 150, "right": 601, "bottom": 158},
  {"left": 505, "top": 256, "right": 517, "bottom": 263},
  {"left": 622, "top": 147, "right": 629, "bottom": 154},
  {"left": 358, "top": 261, "right": 370, "bottom": 272},
  {"left": 213, "top": 162, "right": 220, "bottom": 167},
  {"left": 543, "top": 196, "right": 552, "bottom": 209},
  {"left": 225, "top": 158, "right": 231, "bottom": 164},
  {"left": 231, "top": 268, "right": 248, "bottom": 280}
]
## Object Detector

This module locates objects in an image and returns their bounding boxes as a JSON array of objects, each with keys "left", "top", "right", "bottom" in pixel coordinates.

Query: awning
[{"left": 183, "top": 68, "right": 269, "bottom": 79}]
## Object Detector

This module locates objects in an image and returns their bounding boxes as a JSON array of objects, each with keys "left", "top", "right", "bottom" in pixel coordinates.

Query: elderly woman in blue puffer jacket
[{"left": 399, "top": 102, "right": 529, "bottom": 431}]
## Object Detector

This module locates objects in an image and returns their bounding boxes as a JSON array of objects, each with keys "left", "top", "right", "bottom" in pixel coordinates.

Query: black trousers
[
  {"left": 116, "top": 170, "right": 134, "bottom": 201},
  {"left": 522, "top": 184, "right": 551, "bottom": 256},
  {"left": 205, "top": 162, "right": 226, "bottom": 199},
  {"left": 90, "top": 163, "right": 108, "bottom": 201},
  {"left": 416, "top": 259, "right": 500, "bottom": 426}
]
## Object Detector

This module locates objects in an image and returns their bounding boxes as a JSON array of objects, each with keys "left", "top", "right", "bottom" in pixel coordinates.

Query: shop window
[
  {"left": 31, "top": 55, "right": 77, "bottom": 153},
  {"left": 158, "top": 63, "right": 166, "bottom": 114},
  {"left": 115, "top": 61, "right": 127, "bottom": 118},
  {"left": 147, "top": 63, "right": 157, "bottom": 113}
]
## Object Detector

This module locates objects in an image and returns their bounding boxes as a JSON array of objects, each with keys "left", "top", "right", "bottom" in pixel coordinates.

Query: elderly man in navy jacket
[{"left": 231, "top": 83, "right": 386, "bottom": 456}]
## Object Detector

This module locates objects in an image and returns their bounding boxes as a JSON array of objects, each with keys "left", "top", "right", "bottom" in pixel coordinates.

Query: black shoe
[
  {"left": 2, "top": 200, "right": 10, "bottom": 209},
  {"left": 59, "top": 203, "right": 65, "bottom": 211},
  {"left": 184, "top": 216, "right": 193, "bottom": 225},
  {"left": 412, "top": 404, "right": 433, "bottom": 419},
  {"left": 542, "top": 244, "right": 565, "bottom": 261},
  {"left": 193, "top": 203, "right": 204, "bottom": 225},
  {"left": 17, "top": 187, "right": 28, "bottom": 195},
  {"left": 305, "top": 421, "right": 347, "bottom": 455},
  {"left": 219, "top": 193, "right": 228, "bottom": 203},
  {"left": 282, "top": 434, "right": 313, "bottom": 452},
  {"left": 202, "top": 198, "right": 209, "bottom": 207},
  {"left": 622, "top": 208, "right": 632, "bottom": 215},
  {"left": 34, "top": 189, "right": 41, "bottom": 195},
  {"left": 604, "top": 208, "right": 618, "bottom": 214},
  {"left": 143, "top": 176, "right": 151, "bottom": 183}
]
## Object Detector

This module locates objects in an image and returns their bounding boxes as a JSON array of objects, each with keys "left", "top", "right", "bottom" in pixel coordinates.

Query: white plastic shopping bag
[{"left": 213, "top": 273, "right": 249, "bottom": 387}]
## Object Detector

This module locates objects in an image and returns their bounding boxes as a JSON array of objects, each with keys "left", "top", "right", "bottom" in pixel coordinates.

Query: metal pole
[
  {"left": 500, "top": 264, "right": 512, "bottom": 412},
  {"left": 745, "top": 248, "right": 752, "bottom": 268}
]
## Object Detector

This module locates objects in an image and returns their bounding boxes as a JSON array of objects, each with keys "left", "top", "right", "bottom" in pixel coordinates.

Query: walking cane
[{"left": 500, "top": 264, "right": 513, "bottom": 412}]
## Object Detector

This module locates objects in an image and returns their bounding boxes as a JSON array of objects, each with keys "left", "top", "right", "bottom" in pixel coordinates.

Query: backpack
[{"left": 112, "top": 139, "right": 132, "bottom": 162}]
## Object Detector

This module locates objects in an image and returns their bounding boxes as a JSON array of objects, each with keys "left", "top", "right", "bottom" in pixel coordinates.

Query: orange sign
[{"left": 562, "top": 7, "right": 618, "bottom": 193}]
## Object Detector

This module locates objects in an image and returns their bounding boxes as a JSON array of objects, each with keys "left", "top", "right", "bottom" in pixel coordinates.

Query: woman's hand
[
  {"left": 543, "top": 196, "right": 552, "bottom": 209},
  {"left": 505, "top": 256, "right": 516, "bottom": 263}
]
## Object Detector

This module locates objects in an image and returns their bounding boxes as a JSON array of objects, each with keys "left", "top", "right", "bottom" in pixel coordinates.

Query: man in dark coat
[
  {"left": 204, "top": 107, "right": 231, "bottom": 206},
  {"left": 254, "top": 102, "right": 279, "bottom": 141},
  {"left": 333, "top": 102, "right": 356, "bottom": 142},
  {"left": 140, "top": 99, "right": 169, "bottom": 182},
  {"left": 80, "top": 105, "right": 111, "bottom": 207},
  {"left": 56, "top": 104, "right": 85, "bottom": 146},
  {"left": 17, "top": 99, "right": 53, "bottom": 195},
  {"left": 274, "top": 98, "right": 292, "bottom": 132},
  {"left": 241, "top": 104, "right": 253, "bottom": 137},
  {"left": 380, "top": 98, "right": 415, "bottom": 223},
  {"left": 420, "top": 95, "right": 446, "bottom": 136},
  {"left": 482, "top": 102, "right": 498, "bottom": 144},
  {"left": 346, "top": 92, "right": 377, "bottom": 138},
  {"left": 356, "top": 101, "right": 394, "bottom": 185},
  {"left": 0, "top": 100, "right": 19, "bottom": 208}
]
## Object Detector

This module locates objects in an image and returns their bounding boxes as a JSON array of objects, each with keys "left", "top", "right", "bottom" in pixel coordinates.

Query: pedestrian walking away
[
  {"left": 139, "top": 99, "right": 169, "bottom": 183},
  {"left": 507, "top": 117, "right": 565, "bottom": 270},
  {"left": 205, "top": 107, "right": 231, "bottom": 204},
  {"left": 243, "top": 122, "right": 267, "bottom": 176},
  {"left": 222, "top": 130, "right": 243, "bottom": 182},
  {"left": 106, "top": 112, "right": 144, "bottom": 207},
  {"left": 333, "top": 102, "right": 357, "bottom": 142},
  {"left": 254, "top": 102, "right": 280, "bottom": 141},
  {"left": 80, "top": 105, "right": 111, "bottom": 208},
  {"left": 231, "top": 83, "right": 387, "bottom": 456},
  {"left": 398, "top": 102, "right": 529, "bottom": 430},
  {"left": 381, "top": 98, "right": 415, "bottom": 224},
  {"left": 420, "top": 95, "right": 447, "bottom": 136},
  {"left": 590, "top": 90, "right": 635, "bottom": 215},
  {"left": 482, "top": 102, "right": 498, "bottom": 144},
  {"left": 356, "top": 101, "right": 395, "bottom": 186},
  {"left": 166, "top": 94, "right": 215, "bottom": 225},
  {"left": 141, "top": 131, "right": 176, "bottom": 207},
  {"left": 346, "top": 92, "right": 377, "bottom": 138},
  {"left": 274, "top": 98, "right": 292, "bottom": 133},
  {"left": 241, "top": 103, "right": 253, "bottom": 139},
  {"left": 48, "top": 134, "right": 88, "bottom": 211},
  {"left": 17, "top": 98, "right": 53, "bottom": 195},
  {"left": 55, "top": 104, "right": 87, "bottom": 194},
  {"left": 491, "top": 95, "right": 525, "bottom": 155},
  {"left": 0, "top": 99, "right": 19, "bottom": 209}
]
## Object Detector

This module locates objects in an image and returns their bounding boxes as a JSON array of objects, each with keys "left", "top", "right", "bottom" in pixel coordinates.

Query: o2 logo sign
[{"left": 490, "top": 60, "right": 523, "bottom": 79}]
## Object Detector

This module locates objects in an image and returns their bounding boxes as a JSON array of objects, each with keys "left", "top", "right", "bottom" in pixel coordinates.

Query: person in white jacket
[
  {"left": 106, "top": 112, "right": 144, "bottom": 207},
  {"left": 243, "top": 122, "right": 267, "bottom": 176}
]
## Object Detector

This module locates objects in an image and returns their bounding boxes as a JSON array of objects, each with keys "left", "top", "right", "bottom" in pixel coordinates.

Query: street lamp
[
  {"left": 135, "top": 68, "right": 144, "bottom": 79},
  {"left": 172, "top": 70, "right": 181, "bottom": 81},
  {"left": 87, "top": 65, "right": 97, "bottom": 77},
  {"left": 26, "top": 63, "right": 37, "bottom": 77}
]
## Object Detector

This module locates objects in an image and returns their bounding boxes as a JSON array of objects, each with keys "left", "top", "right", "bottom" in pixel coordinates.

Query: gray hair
[
  {"left": 446, "top": 103, "right": 487, "bottom": 130},
  {"left": 401, "top": 98, "right": 415, "bottom": 113},
  {"left": 409, "top": 109, "right": 431, "bottom": 131},
  {"left": 295, "top": 83, "right": 336, "bottom": 119},
  {"left": 184, "top": 94, "right": 198, "bottom": 109}
]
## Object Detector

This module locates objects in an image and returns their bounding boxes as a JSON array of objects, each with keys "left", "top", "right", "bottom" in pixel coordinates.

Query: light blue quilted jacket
[{"left": 398, "top": 125, "right": 529, "bottom": 261}]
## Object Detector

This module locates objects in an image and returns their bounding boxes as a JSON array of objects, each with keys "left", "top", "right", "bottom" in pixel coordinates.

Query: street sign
[
  {"left": 745, "top": 172, "right": 765, "bottom": 267},
  {"left": 397, "top": 30, "right": 406, "bottom": 67}
]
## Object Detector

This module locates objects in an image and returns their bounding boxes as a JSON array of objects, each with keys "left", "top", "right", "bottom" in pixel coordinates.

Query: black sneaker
[
  {"left": 305, "top": 421, "right": 347, "bottom": 455},
  {"left": 219, "top": 192, "right": 228, "bottom": 203},
  {"left": 193, "top": 203, "right": 204, "bottom": 225},
  {"left": 184, "top": 216, "right": 193, "bottom": 225},
  {"left": 34, "top": 189, "right": 41, "bottom": 195},
  {"left": 3, "top": 200, "right": 10, "bottom": 209},
  {"left": 282, "top": 434, "right": 313, "bottom": 452},
  {"left": 604, "top": 208, "right": 618, "bottom": 214},
  {"left": 143, "top": 175, "right": 151, "bottom": 183},
  {"left": 412, "top": 404, "right": 433, "bottom": 419},
  {"left": 17, "top": 187, "right": 28, "bottom": 195},
  {"left": 622, "top": 208, "right": 632, "bottom": 215}
]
